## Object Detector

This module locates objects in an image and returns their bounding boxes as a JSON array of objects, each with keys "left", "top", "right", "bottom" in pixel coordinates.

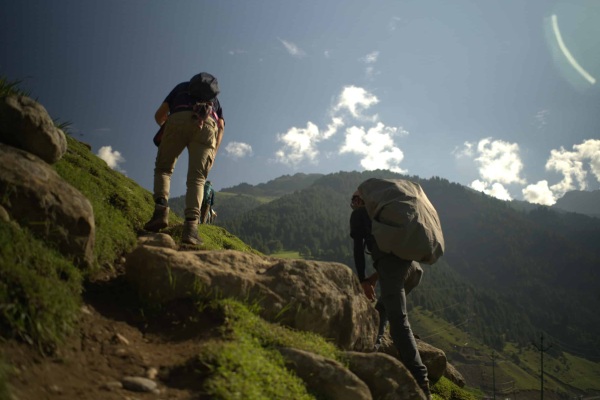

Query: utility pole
[
  {"left": 533, "top": 333, "right": 552, "bottom": 400},
  {"left": 491, "top": 351, "right": 497, "bottom": 400}
]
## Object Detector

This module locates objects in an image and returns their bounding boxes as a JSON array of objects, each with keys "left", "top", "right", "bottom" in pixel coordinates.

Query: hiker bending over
[
  {"left": 144, "top": 73, "right": 225, "bottom": 244},
  {"left": 349, "top": 190, "right": 431, "bottom": 399}
]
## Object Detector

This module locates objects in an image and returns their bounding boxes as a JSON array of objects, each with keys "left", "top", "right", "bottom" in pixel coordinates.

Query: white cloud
[
  {"left": 574, "top": 139, "right": 600, "bottom": 183},
  {"left": 324, "top": 50, "right": 331, "bottom": 58},
  {"left": 470, "top": 180, "right": 512, "bottom": 201},
  {"left": 225, "top": 141, "right": 253, "bottom": 159},
  {"left": 546, "top": 139, "right": 600, "bottom": 196},
  {"left": 474, "top": 138, "right": 525, "bottom": 185},
  {"left": 278, "top": 38, "right": 306, "bottom": 58},
  {"left": 273, "top": 86, "right": 408, "bottom": 173},
  {"left": 361, "top": 51, "right": 379, "bottom": 64},
  {"left": 334, "top": 86, "right": 379, "bottom": 118},
  {"left": 340, "top": 123, "right": 407, "bottom": 173},
  {"left": 453, "top": 141, "right": 475, "bottom": 158},
  {"left": 459, "top": 138, "right": 599, "bottom": 203},
  {"left": 457, "top": 138, "right": 524, "bottom": 201},
  {"left": 275, "top": 122, "right": 320, "bottom": 166},
  {"left": 522, "top": 180, "right": 556, "bottom": 205},
  {"left": 360, "top": 51, "right": 380, "bottom": 79},
  {"left": 322, "top": 117, "right": 344, "bottom": 139},
  {"left": 97, "top": 145, "right": 125, "bottom": 172}
]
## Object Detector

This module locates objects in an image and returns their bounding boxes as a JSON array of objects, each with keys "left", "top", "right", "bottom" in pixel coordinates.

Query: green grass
[
  {"left": 0, "top": 358, "right": 10, "bottom": 400},
  {"left": 431, "top": 377, "right": 476, "bottom": 400},
  {"left": 0, "top": 77, "right": 29, "bottom": 97},
  {"left": 188, "top": 298, "right": 342, "bottom": 400},
  {"left": 270, "top": 250, "right": 302, "bottom": 259},
  {"left": 53, "top": 135, "right": 158, "bottom": 272},
  {"left": 412, "top": 309, "right": 600, "bottom": 395},
  {"left": 0, "top": 220, "right": 82, "bottom": 350}
]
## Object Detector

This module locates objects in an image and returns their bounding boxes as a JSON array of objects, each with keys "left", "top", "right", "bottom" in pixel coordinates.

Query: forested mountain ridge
[
  {"left": 219, "top": 170, "right": 600, "bottom": 361},
  {"left": 221, "top": 172, "right": 324, "bottom": 197},
  {"left": 552, "top": 189, "right": 600, "bottom": 218},
  {"left": 170, "top": 172, "right": 324, "bottom": 222}
]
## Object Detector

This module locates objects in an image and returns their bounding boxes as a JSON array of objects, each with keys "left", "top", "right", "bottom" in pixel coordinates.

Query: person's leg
[
  {"left": 145, "top": 116, "right": 188, "bottom": 231},
  {"left": 200, "top": 202, "right": 209, "bottom": 223},
  {"left": 376, "top": 253, "right": 429, "bottom": 387},
  {"left": 181, "top": 117, "right": 216, "bottom": 244},
  {"left": 375, "top": 299, "right": 387, "bottom": 336},
  {"left": 405, "top": 261, "right": 423, "bottom": 296},
  {"left": 184, "top": 117, "right": 216, "bottom": 221},
  {"left": 153, "top": 114, "right": 190, "bottom": 202},
  {"left": 374, "top": 298, "right": 388, "bottom": 349}
]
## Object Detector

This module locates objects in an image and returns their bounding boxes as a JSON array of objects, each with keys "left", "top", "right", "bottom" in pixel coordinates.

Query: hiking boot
[
  {"left": 182, "top": 219, "right": 203, "bottom": 245},
  {"left": 144, "top": 204, "right": 169, "bottom": 232}
]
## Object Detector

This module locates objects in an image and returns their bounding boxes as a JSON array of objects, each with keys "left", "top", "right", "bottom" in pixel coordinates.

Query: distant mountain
[
  {"left": 220, "top": 170, "right": 600, "bottom": 361},
  {"left": 221, "top": 173, "right": 324, "bottom": 197},
  {"left": 552, "top": 190, "right": 600, "bottom": 218},
  {"left": 170, "top": 173, "right": 324, "bottom": 222}
]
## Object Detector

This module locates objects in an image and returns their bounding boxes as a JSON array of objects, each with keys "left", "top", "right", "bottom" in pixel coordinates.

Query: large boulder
[
  {"left": 124, "top": 243, "right": 379, "bottom": 351},
  {"left": 378, "top": 334, "right": 447, "bottom": 384},
  {"left": 278, "top": 347, "right": 372, "bottom": 400},
  {"left": 345, "top": 351, "right": 427, "bottom": 400},
  {"left": 0, "top": 143, "right": 95, "bottom": 268},
  {"left": 443, "top": 361, "right": 466, "bottom": 388},
  {"left": 0, "top": 95, "right": 67, "bottom": 164}
]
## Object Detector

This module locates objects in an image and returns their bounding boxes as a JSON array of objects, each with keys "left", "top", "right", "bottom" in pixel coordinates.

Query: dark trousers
[
  {"left": 372, "top": 247, "right": 428, "bottom": 385},
  {"left": 375, "top": 261, "right": 422, "bottom": 337}
]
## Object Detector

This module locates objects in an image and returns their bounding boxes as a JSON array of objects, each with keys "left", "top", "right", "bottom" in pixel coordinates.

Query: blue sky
[{"left": 2, "top": 0, "right": 599, "bottom": 205}]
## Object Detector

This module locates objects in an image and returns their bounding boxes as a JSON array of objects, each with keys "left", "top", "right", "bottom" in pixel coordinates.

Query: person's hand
[
  {"left": 361, "top": 281, "right": 376, "bottom": 301},
  {"left": 366, "top": 272, "right": 379, "bottom": 286}
]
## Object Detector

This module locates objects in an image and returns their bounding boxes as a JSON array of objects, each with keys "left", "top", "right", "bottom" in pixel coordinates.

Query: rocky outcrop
[
  {"left": 378, "top": 333, "right": 448, "bottom": 384},
  {"left": 124, "top": 242, "right": 379, "bottom": 351},
  {"left": 0, "top": 136, "right": 94, "bottom": 269},
  {"left": 345, "top": 351, "right": 427, "bottom": 400},
  {"left": 124, "top": 234, "right": 463, "bottom": 399},
  {"left": 0, "top": 95, "right": 67, "bottom": 164},
  {"left": 278, "top": 347, "right": 373, "bottom": 400},
  {"left": 444, "top": 361, "right": 466, "bottom": 388}
]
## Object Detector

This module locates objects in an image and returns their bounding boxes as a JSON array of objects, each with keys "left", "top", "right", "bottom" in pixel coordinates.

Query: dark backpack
[{"left": 189, "top": 72, "right": 220, "bottom": 102}]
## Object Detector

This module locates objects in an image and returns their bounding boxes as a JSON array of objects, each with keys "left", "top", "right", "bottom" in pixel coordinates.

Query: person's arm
[
  {"left": 215, "top": 118, "right": 225, "bottom": 154},
  {"left": 155, "top": 102, "right": 169, "bottom": 126},
  {"left": 353, "top": 237, "right": 367, "bottom": 281}
]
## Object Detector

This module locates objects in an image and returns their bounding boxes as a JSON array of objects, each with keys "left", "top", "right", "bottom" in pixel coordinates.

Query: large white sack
[{"left": 358, "top": 178, "right": 444, "bottom": 264}]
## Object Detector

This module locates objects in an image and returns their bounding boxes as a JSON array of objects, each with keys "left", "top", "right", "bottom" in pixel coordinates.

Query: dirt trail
[{"left": 2, "top": 269, "right": 220, "bottom": 400}]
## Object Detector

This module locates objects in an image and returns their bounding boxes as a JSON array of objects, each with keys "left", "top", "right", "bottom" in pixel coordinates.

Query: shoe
[
  {"left": 144, "top": 204, "right": 169, "bottom": 232},
  {"left": 182, "top": 219, "right": 203, "bottom": 245}
]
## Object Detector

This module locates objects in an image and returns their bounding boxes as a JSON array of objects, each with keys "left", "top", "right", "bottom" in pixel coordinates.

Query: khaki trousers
[{"left": 153, "top": 111, "right": 216, "bottom": 220}]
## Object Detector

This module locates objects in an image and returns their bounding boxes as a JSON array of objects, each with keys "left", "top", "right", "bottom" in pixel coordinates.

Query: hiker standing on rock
[
  {"left": 349, "top": 190, "right": 432, "bottom": 399},
  {"left": 144, "top": 72, "right": 225, "bottom": 244}
]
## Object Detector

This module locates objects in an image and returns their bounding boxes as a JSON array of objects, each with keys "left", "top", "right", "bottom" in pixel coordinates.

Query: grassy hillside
[{"left": 410, "top": 309, "right": 600, "bottom": 397}]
